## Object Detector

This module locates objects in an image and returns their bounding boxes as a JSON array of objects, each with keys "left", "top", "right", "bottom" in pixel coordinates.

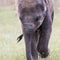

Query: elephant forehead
[
  {"left": 21, "top": 5, "right": 43, "bottom": 16},
  {"left": 18, "top": 0, "right": 36, "bottom": 8},
  {"left": 18, "top": 0, "right": 43, "bottom": 8}
]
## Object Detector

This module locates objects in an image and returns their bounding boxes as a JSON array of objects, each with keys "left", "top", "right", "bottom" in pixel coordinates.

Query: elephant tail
[{"left": 17, "top": 34, "right": 23, "bottom": 43}]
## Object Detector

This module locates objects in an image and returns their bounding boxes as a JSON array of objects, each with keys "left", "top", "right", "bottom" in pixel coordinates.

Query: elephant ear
[{"left": 17, "top": 34, "right": 23, "bottom": 43}]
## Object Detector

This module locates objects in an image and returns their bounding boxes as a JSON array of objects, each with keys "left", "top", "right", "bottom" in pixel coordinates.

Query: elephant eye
[{"left": 35, "top": 16, "right": 41, "bottom": 21}]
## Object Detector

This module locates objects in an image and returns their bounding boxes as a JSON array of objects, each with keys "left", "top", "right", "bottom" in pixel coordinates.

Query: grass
[{"left": 0, "top": 7, "right": 60, "bottom": 60}]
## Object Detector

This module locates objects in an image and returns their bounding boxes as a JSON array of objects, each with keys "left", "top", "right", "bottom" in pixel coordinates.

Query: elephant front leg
[
  {"left": 24, "top": 32, "right": 38, "bottom": 60},
  {"left": 24, "top": 33, "right": 33, "bottom": 60},
  {"left": 31, "top": 33, "right": 39, "bottom": 60}
]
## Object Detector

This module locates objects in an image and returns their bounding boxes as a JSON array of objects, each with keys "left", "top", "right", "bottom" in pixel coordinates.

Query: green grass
[{"left": 0, "top": 7, "right": 60, "bottom": 60}]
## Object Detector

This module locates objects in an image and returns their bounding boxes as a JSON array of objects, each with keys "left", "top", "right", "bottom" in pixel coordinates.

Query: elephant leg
[
  {"left": 24, "top": 33, "right": 33, "bottom": 60},
  {"left": 31, "top": 32, "right": 39, "bottom": 60}
]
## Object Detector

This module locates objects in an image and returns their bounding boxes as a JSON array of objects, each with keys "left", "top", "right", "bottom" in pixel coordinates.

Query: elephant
[{"left": 17, "top": 0, "right": 54, "bottom": 60}]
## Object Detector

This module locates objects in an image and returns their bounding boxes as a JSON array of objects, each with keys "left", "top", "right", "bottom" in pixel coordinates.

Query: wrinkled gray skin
[{"left": 17, "top": 0, "right": 54, "bottom": 60}]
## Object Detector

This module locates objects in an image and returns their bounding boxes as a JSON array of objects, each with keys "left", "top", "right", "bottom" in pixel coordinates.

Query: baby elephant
[{"left": 17, "top": 0, "right": 54, "bottom": 60}]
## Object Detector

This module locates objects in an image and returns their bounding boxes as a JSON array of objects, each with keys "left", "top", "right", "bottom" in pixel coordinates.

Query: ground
[{"left": 0, "top": 7, "right": 60, "bottom": 60}]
